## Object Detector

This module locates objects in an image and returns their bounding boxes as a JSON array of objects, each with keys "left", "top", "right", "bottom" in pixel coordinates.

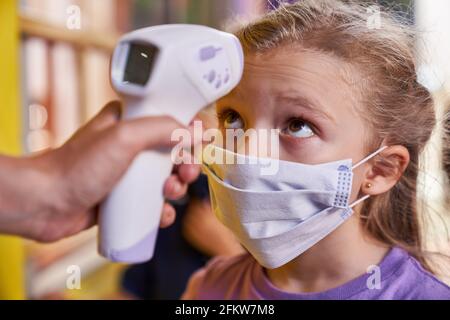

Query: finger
[
  {"left": 84, "top": 208, "right": 99, "bottom": 229},
  {"left": 177, "top": 164, "right": 201, "bottom": 184},
  {"left": 119, "top": 115, "right": 194, "bottom": 152},
  {"left": 163, "top": 174, "right": 188, "bottom": 200},
  {"left": 84, "top": 101, "right": 123, "bottom": 132},
  {"left": 159, "top": 203, "right": 176, "bottom": 228}
]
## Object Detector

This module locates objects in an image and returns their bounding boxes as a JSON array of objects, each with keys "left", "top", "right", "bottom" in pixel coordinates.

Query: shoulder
[
  {"left": 391, "top": 253, "right": 450, "bottom": 299},
  {"left": 182, "top": 253, "right": 256, "bottom": 300}
]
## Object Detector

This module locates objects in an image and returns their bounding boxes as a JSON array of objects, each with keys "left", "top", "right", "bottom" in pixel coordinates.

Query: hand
[{"left": 0, "top": 101, "right": 200, "bottom": 242}]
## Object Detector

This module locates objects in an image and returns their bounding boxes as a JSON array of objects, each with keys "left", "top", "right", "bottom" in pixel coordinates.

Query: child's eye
[
  {"left": 283, "top": 118, "right": 315, "bottom": 138},
  {"left": 221, "top": 110, "right": 244, "bottom": 130}
]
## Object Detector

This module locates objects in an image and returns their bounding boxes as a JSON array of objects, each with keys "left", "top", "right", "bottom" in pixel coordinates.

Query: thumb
[{"left": 84, "top": 101, "right": 123, "bottom": 133}]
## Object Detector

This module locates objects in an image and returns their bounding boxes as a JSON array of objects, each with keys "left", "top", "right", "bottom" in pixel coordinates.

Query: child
[{"left": 182, "top": 0, "right": 450, "bottom": 299}]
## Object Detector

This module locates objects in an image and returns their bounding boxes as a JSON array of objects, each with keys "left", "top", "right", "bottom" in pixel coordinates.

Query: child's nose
[{"left": 234, "top": 124, "right": 280, "bottom": 159}]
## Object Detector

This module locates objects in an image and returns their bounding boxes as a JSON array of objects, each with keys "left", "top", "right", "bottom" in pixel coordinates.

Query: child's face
[{"left": 216, "top": 48, "right": 370, "bottom": 202}]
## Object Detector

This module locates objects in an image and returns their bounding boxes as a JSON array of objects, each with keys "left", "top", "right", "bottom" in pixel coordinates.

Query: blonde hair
[{"left": 230, "top": 0, "right": 440, "bottom": 271}]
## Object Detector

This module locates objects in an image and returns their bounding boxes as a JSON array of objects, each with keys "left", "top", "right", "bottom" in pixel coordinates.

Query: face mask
[{"left": 202, "top": 144, "right": 387, "bottom": 269}]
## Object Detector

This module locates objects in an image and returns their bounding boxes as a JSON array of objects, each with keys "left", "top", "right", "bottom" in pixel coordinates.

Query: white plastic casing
[{"left": 98, "top": 24, "right": 244, "bottom": 263}]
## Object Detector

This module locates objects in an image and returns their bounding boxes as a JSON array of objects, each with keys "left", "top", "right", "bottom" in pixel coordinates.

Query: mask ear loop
[
  {"left": 349, "top": 194, "right": 370, "bottom": 208},
  {"left": 348, "top": 146, "right": 389, "bottom": 208},
  {"left": 352, "top": 146, "right": 388, "bottom": 170}
]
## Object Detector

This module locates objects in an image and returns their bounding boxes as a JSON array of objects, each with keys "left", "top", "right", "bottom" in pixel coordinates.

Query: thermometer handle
[{"left": 98, "top": 101, "right": 178, "bottom": 263}]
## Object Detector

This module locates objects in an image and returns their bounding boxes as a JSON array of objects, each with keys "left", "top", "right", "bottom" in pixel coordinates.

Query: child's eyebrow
[{"left": 276, "top": 94, "right": 336, "bottom": 124}]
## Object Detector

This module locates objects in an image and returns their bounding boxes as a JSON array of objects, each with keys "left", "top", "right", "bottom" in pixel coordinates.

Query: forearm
[{"left": 0, "top": 153, "right": 57, "bottom": 237}]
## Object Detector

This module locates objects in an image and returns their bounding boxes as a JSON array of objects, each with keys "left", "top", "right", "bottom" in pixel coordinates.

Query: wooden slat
[{"left": 19, "top": 15, "right": 118, "bottom": 52}]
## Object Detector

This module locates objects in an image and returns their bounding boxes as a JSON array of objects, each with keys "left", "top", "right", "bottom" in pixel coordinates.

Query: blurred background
[{"left": 0, "top": 0, "right": 448, "bottom": 299}]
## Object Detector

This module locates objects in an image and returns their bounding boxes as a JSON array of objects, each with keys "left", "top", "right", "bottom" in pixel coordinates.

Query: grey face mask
[{"left": 203, "top": 144, "right": 387, "bottom": 269}]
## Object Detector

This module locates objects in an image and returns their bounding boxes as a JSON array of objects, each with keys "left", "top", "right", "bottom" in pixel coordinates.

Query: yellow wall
[{"left": 0, "top": 0, "right": 26, "bottom": 300}]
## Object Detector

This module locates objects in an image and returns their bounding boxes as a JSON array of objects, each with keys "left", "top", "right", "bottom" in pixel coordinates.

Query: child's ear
[{"left": 363, "top": 145, "right": 410, "bottom": 195}]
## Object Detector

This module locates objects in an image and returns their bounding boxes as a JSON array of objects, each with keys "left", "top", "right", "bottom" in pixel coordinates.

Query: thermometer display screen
[{"left": 123, "top": 43, "right": 159, "bottom": 86}]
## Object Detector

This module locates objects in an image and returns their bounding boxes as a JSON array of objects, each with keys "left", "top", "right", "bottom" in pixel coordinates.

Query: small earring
[{"left": 366, "top": 183, "right": 372, "bottom": 188}]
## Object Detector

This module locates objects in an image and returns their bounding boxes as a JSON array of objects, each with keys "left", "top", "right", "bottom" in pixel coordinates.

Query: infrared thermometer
[{"left": 98, "top": 24, "right": 244, "bottom": 263}]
